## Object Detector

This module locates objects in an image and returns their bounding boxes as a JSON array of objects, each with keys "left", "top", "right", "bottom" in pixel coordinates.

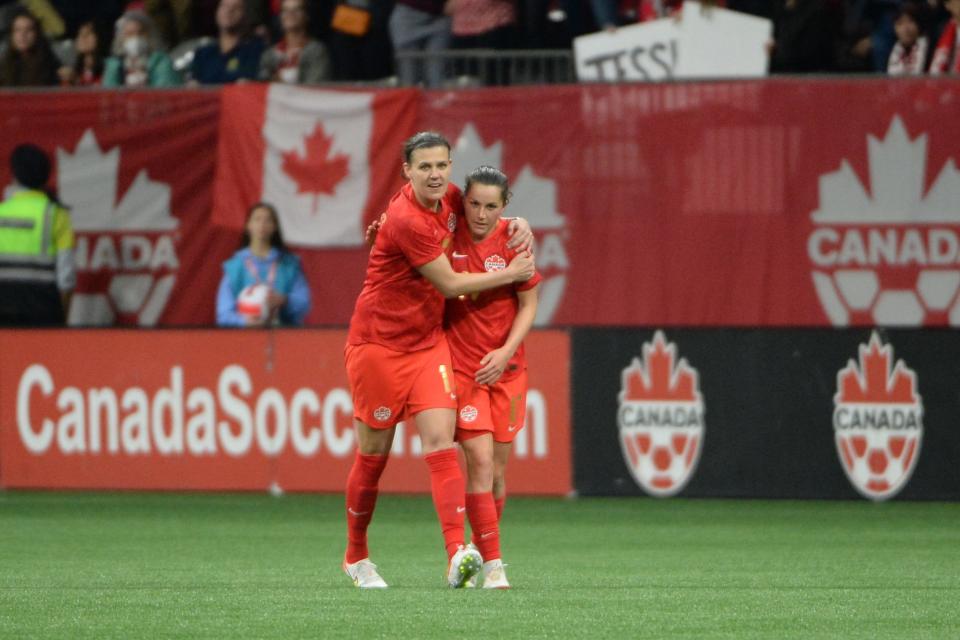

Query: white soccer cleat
[
  {"left": 481, "top": 559, "right": 510, "bottom": 589},
  {"left": 343, "top": 558, "right": 388, "bottom": 589},
  {"left": 447, "top": 544, "right": 482, "bottom": 588}
]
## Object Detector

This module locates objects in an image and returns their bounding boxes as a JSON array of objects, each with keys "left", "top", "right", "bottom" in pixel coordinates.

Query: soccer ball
[
  {"left": 237, "top": 284, "right": 271, "bottom": 322},
  {"left": 836, "top": 431, "right": 920, "bottom": 500}
]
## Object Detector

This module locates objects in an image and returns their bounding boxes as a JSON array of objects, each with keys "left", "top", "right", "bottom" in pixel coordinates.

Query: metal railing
[{"left": 393, "top": 49, "right": 576, "bottom": 88}]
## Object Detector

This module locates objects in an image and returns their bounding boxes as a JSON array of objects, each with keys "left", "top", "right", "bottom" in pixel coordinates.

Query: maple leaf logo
[
  {"left": 280, "top": 123, "right": 349, "bottom": 208},
  {"left": 836, "top": 332, "right": 919, "bottom": 404},
  {"left": 620, "top": 331, "right": 700, "bottom": 402},
  {"left": 812, "top": 116, "right": 960, "bottom": 225}
]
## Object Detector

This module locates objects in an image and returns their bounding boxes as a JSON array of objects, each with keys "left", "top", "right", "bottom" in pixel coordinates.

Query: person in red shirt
[
  {"left": 343, "top": 132, "right": 535, "bottom": 589},
  {"left": 445, "top": 166, "right": 540, "bottom": 589}
]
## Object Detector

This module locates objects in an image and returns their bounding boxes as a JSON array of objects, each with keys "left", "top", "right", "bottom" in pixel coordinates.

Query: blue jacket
[{"left": 216, "top": 248, "right": 311, "bottom": 327}]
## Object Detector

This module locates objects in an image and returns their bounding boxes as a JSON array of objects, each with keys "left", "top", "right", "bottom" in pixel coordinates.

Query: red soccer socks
[
  {"left": 424, "top": 447, "right": 467, "bottom": 559},
  {"left": 467, "top": 491, "right": 501, "bottom": 562},
  {"left": 495, "top": 495, "right": 505, "bottom": 521},
  {"left": 344, "top": 451, "right": 388, "bottom": 564}
]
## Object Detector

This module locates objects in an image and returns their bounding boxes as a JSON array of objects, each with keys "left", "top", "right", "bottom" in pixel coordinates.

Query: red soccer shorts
[
  {"left": 345, "top": 338, "right": 458, "bottom": 429},
  {"left": 453, "top": 369, "right": 528, "bottom": 444}
]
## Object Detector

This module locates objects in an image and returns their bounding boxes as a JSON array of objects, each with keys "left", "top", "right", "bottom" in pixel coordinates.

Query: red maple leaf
[
  {"left": 837, "top": 333, "right": 917, "bottom": 404},
  {"left": 622, "top": 332, "right": 698, "bottom": 402},
  {"left": 281, "top": 124, "right": 349, "bottom": 202}
]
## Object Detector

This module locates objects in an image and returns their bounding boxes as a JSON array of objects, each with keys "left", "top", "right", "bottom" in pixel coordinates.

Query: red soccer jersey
[
  {"left": 348, "top": 182, "right": 462, "bottom": 351},
  {"left": 445, "top": 218, "right": 541, "bottom": 380}
]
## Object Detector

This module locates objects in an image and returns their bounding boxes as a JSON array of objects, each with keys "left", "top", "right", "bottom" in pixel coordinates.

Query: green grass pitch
[{"left": 1, "top": 491, "right": 958, "bottom": 639}]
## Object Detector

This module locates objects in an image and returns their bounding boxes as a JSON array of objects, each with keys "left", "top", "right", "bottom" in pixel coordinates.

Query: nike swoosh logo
[
  {"left": 348, "top": 508, "right": 370, "bottom": 517},
  {"left": 480, "top": 531, "right": 495, "bottom": 539},
  {"left": 452, "top": 252, "right": 468, "bottom": 258},
  {"left": 456, "top": 506, "right": 466, "bottom": 513},
  {"left": 507, "top": 425, "right": 517, "bottom": 432}
]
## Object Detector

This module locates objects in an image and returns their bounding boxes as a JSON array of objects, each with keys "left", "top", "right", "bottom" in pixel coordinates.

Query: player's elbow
[{"left": 429, "top": 276, "right": 461, "bottom": 299}]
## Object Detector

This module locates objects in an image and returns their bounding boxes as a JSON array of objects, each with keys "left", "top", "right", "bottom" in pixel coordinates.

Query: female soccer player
[
  {"left": 343, "top": 132, "right": 535, "bottom": 589},
  {"left": 446, "top": 166, "right": 540, "bottom": 589}
]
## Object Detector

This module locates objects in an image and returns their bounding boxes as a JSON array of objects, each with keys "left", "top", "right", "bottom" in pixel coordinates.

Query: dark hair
[
  {"left": 240, "top": 202, "right": 288, "bottom": 252},
  {"left": 72, "top": 20, "right": 106, "bottom": 82},
  {"left": 0, "top": 9, "right": 59, "bottom": 87},
  {"left": 10, "top": 143, "right": 51, "bottom": 189},
  {"left": 464, "top": 165, "right": 512, "bottom": 206},
  {"left": 402, "top": 131, "right": 451, "bottom": 164},
  {"left": 897, "top": 1, "right": 931, "bottom": 30}
]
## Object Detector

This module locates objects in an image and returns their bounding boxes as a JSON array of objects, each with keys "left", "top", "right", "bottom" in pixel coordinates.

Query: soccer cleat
[
  {"left": 446, "top": 544, "right": 482, "bottom": 588},
  {"left": 463, "top": 543, "right": 479, "bottom": 588},
  {"left": 481, "top": 559, "right": 510, "bottom": 589},
  {"left": 343, "top": 558, "right": 388, "bottom": 589}
]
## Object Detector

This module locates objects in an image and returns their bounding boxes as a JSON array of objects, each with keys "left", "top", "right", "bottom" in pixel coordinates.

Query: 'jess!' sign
[{"left": 573, "top": 2, "right": 772, "bottom": 82}]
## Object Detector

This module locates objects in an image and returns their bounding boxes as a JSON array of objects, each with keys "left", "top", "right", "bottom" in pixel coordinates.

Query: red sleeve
[
  {"left": 503, "top": 229, "right": 542, "bottom": 292},
  {"left": 390, "top": 212, "right": 444, "bottom": 268}
]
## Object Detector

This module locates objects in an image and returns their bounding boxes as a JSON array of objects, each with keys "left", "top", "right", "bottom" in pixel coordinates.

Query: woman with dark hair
[
  {"left": 0, "top": 9, "right": 60, "bottom": 87},
  {"left": 59, "top": 20, "right": 107, "bottom": 86},
  {"left": 215, "top": 202, "right": 311, "bottom": 327}
]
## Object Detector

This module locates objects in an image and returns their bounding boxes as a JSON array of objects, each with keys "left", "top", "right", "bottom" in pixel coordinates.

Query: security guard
[{"left": 0, "top": 144, "right": 75, "bottom": 325}]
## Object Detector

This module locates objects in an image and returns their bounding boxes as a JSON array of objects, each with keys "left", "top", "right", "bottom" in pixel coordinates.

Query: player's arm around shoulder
[{"left": 418, "top": 249, "right": 535, "bottom": 299}]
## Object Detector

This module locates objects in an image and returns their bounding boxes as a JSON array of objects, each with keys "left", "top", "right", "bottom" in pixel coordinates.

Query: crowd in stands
[{"left": 0, "top": 0, "right": 957, "bottom": 88}]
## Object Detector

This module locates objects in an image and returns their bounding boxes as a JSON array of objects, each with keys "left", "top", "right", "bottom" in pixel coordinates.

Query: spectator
[
  {"left": 389, "top": 0, "right": 451, "bottom": 87},
  {"left": 216, "top": 202, "right": 311, "bottom": 327},
  {"left": 259, "top": 0, "right": 330, "bottom": 83},
  {"left": 190, "top": 0, "right": 265, "bottom": 84},
  {"left": 930, "top": 0, "right": 960, "bottom": 73},
  {"left": 0, "top": 144, "right": 75, "bottom": 326},
  {"left": 103, "top": 10, "right": 181, "bottom": 87},
  {"left": 888, "top": 2, "right": 931, "bottom": 74},
  {"left": 327, "top": 0, "right": 394, "bottom": 81},
  {"left": 0, "top": 8, "right": 59, "bottom": 86},
  {"left": 58, "top": 19, "right": 107, "bottom": 86}
]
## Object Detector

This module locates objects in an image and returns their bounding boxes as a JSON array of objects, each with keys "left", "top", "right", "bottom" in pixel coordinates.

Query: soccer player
[
  {"left": 446, "top": 166, "right": 540, "bottom": 589},
  {"left": 343, "top": 132, "right": 535, "bottom": 589}
]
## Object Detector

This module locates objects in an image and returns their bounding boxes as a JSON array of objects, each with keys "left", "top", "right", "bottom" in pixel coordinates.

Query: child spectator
[
  {"left": 58, "top": 20, "right": 107, "bottom": 86},
  {"left": 888, "top": 2, "right": 930, "bottom": 75}
]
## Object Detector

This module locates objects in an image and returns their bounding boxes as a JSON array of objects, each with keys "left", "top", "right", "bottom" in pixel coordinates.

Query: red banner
[
  {"left": 0, "top": 90, "right": 234, "bottom": 326},
  {"left": 4, "top": 80, "right": 959, "bottom": 329},
  {"left": 418, "top": 80, "right": 960, "bottom": 328},
  {"left": 0, "top": 329, "right": 571, "bottom": 494}
]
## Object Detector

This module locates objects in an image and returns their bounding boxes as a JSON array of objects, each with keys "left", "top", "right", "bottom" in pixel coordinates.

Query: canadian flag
[{"left": 213, "top": 84, "right": 416, "bottom": 247}]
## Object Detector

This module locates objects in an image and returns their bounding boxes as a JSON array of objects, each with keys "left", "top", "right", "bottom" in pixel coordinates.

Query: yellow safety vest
[{"left": 0, "top": 191, "right": 57, "bottom": 284}]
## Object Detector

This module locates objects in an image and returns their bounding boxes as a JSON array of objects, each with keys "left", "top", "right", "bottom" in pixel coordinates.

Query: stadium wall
[
  {"left": 0, "top": 329, "right": 571, "bottom": 494},
  {"left": 572, "top": 328, "right": 960, "bottom": 501}
]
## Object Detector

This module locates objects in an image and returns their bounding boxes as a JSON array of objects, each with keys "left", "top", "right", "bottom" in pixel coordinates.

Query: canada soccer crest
[
  {"left": 808, "top": 116, "right": 960, "bottom": 327},
  {"left": 833, "top": 332, "right": 923, "bottom": 501},
  {"left": 617, "top": 332, "right": 705, "bottom": 497}
]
